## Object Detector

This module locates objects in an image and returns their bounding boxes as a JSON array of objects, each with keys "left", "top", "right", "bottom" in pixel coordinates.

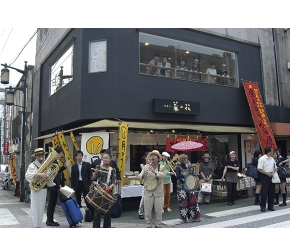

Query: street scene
[{"left": 1, "top": 27, "right": 290, "bottom": 228}]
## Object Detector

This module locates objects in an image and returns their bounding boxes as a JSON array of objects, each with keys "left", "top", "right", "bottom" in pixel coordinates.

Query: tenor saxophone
[{"left": 29, "top": 147, "right": 60, "bottom": 191}]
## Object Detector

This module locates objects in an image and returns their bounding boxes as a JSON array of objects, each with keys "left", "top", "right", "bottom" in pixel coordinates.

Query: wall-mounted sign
[
  {"left": 152, "top": 98, "right": 200, "bottom": 115},
  {"left": 88, "top": 40, "right": 107, "bottom": 73}
]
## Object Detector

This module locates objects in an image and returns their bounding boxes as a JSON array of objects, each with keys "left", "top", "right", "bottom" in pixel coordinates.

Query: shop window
[
  {"left": 50, "top": 44, "right": 74, "bottom": 95},
  {"left": 139, "top": 33, "right": 238, "bottom": 87}
]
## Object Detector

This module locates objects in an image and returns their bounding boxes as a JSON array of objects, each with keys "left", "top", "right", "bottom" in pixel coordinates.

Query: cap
[
  {"left": 229, "top": 151, "right": 236, "bottom": 156},
  {"left": 162, "top": 152, "right": 170, "bottom": 157}
]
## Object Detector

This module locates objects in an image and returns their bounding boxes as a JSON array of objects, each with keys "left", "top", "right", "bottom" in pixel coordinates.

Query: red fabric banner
[
  {"left": 166, "top": 136, "right": 208, "bottom": 152},
  {"left": 242, "top": 80, "right": 277, "bottom": 152}
]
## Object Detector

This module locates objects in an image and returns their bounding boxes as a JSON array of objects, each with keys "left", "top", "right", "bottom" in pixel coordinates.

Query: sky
[{"left": 0, "top": 28, "right": 37, "bottom": 87}]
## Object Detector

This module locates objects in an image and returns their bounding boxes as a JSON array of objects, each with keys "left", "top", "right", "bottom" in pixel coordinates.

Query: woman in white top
[{"left": 206, "top": 62, "right": 217, "bottom": 83}]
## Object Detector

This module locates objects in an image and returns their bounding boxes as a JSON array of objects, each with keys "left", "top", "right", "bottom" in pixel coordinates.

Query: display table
[{"left": 121, "top": 183, "right": 173, "bottom": 198}]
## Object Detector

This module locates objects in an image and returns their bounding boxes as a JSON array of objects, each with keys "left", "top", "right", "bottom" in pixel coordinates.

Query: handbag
[
  {"left": 245, "top": 161, "right": 259, "bottom": 179},
  {"left": 272, "top": 172, "right": 280, "bottom": 183},
  {"left": 278, "top": 166, "right": 290, "bottom": 178},
  {"left": 201, "top": 182, "right": 212, "bottom": 194}
]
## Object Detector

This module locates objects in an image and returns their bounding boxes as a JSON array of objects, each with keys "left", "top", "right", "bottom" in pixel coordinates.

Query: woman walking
[{"left": 252, "top": 150, "right": 263, "bottom": 205}]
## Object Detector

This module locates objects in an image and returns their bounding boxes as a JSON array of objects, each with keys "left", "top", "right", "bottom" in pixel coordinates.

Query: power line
[
  {"left": 9, "top": 28, "right": 40, "bottom": 66},
  {"left": 0, "top": 28, "right": 13, "bottom": 57}
]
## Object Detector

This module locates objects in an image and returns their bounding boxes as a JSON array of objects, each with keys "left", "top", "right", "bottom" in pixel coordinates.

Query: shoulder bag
[
  {"left": 245, "top": 160, "right": 258, "bottom": 179},
  {"left": 278, "top": 166, "right": 290, "bottom": 178}
]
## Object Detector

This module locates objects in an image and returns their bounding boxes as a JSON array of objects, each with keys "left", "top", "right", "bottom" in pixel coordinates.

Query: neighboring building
[{"left": 31, "top": 28, "right": 290, "bottom": 174}]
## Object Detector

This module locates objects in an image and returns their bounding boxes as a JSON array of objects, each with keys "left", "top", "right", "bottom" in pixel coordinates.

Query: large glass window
[
  {"left": 50, "top": 44, "right": 74, "bottom": 95},
  {"left": 139, "top": 33, "right": 238, "bottom": 87}
]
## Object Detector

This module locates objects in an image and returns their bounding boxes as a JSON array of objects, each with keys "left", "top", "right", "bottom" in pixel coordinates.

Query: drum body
[
  {"left": 184, "top": 174, "right": 200, "bottom": 191},
  {"left": 85, "top": 184, "right": 117, "bottom": 214},
  {"left": 112, "top": 182, "right": 122, "bottom": 195},
  {"left": 143, "top": 176, "right": 157, "bottom": 191}
]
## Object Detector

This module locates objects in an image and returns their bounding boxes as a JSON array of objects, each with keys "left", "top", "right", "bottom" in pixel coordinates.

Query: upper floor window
[
  {"left": 139, "top": 33, "right": 238, "bottom": 87},
  {"left": 50, "top": 44, "right": 74, "bottom": 95}
]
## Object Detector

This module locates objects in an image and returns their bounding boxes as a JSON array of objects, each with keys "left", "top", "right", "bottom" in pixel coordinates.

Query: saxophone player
[{"left": 25, "top": 148, "right": 56, "bottom": 228}]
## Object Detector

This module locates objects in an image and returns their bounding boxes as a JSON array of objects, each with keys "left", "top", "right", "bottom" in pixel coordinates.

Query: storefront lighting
[
  {"left": 150, "top": 130, "right": 154, "bottom": 133},
  {"left": 172, "top": 130, "right": 175, "bottom": 133},
  {"left": 145, "top": 43, "right": 149, "bottom": 46},
  {"left": 186, "top": 51, "right": 189, "bottom": 54}
]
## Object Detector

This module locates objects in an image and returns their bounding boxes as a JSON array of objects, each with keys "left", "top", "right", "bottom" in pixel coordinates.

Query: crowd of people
[
  {"left": 22, "top": 144, "right": 289, "bottom": 227},
  {"left": 145, "top": 53, "right": 230, "bottom": 83}
]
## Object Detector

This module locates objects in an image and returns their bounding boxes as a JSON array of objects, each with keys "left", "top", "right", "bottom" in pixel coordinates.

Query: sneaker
[{"left": 166, "top": 208, "right": 172, "bottom": 212}]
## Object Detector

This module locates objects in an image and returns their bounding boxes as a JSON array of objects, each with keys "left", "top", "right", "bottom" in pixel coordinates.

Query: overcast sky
[{"left": 0, "top": 28, "right": 37, "bottom": 87}]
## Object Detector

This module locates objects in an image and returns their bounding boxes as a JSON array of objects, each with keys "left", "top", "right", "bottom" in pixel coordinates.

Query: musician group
[{"left": 25, "top": 147, "right": 209, "bottom": 228}]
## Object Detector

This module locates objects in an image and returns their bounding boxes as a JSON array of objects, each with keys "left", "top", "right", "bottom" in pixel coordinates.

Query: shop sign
[
  {"left": 9, "top": 152, "right": 17, "bottom": 184},
  {"left": 152, "top": 98, "right": 200, "bottom": 115},
  {"left": 117, "top": 121, "right": 129, "bottom": 185},
  {"left": 242, "top": 80, "right": 277, "bottom": 152}
]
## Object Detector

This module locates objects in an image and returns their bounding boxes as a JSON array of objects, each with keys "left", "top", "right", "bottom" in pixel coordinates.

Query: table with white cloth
[{"left": 121, "top": 183, "right": 173, "bottom": 198}]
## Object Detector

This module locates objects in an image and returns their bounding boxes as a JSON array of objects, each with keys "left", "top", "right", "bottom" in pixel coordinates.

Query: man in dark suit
[
  {"left": 71, "top": 150, "right": 94, "bottom": 212},
  {"left": 46, "top": 147, "right": 67, "bottom": 226},
  {"left": 91, "top": 149, "right": 121, "bottom": 181}
]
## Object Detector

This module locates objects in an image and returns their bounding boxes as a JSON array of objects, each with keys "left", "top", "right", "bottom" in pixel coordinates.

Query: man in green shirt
[{"left": 159, "top": 151, "right": 175, "bottom": 212}]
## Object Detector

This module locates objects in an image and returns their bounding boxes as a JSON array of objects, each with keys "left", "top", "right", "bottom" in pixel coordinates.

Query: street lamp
[{"left": 0, "top": 62, "right": 28, "bottom": 202}]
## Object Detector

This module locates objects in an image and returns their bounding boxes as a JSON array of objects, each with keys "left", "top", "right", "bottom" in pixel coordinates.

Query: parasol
[{"left": 171, "top": 141, "right": 203, "bottom": 151}]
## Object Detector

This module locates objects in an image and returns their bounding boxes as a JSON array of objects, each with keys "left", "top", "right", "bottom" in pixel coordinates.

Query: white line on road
[
  {"left": 260, "top": 220, "right": 290, "bottom": 228},
  {"left": 191, "top": 208, "right": 290, "bottom": 228},
  {"left": 0, "top": 208, "right": 19, "bottom": 225}
]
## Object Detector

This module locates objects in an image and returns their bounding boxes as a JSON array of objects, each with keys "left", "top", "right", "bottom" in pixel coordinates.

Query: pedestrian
[
  {"left": 198, "top": 153, "right": 214, "bottom": 204},
  {"left": 175, "top": 154, "right": 201, "bottom": 223},
  {"left": 221, "top": 151, "right": 240, "bottom": 206},
  {"left": 275, "top": 149, "right": 288, "bottom": 206},
  {"left": 159, "top": 151, "right": 175, "bottom": 212},
  {"left": 252, "top": 150, "right": 263, "bottom": 205},
  {"left": 46, "top": 147, "right": 67, "bottom": 226},
  {"left": 25, "top": 148, "right": 56, "bottom": 228},
  {"left": 257, "top": 146, "right": 277, "bottom": 212},
  {"left": 91, "top": 150, "right": 117, "bottom": 228},
  {"left": 139, "top": 150, "right": 166, "bottom": 228},
  {"left": 71, "top": 150, "right": 95, "bottom": 212}
]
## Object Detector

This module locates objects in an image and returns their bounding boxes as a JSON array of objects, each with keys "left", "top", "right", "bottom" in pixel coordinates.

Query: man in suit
[
  {"left": 91, "top": 149, "right": 121, "bottom": 181},
  {"left": 46, "top": 147, "right": 67, "bottom": 226},
  {"left": 71, "top": 150, "right": 94, "bottom": 212}
]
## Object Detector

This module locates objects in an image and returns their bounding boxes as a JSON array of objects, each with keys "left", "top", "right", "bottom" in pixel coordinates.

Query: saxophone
[{"left": 29, "top": 147, "right": 60, "bottom": 191}]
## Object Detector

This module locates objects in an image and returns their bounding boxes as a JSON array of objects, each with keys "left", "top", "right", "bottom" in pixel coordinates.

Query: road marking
[
  {"left": 22, "top": 208, "right": 48, "bottom": 222},
  {"left": 191, "top": 208, "right": 290, "bottom": 228},
  {"left": 260, "top": 220, "right": 290, "bottom": 228},
  {"left": 205, "top": 199, "right": 290, "bottom": 217},
  {"left": 0, "top": 208, "right": 19, "bottom": 225}
]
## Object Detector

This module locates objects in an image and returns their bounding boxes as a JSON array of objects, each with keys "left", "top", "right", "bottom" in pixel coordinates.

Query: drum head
[
  {"left": 144, "top": 176, "right": 157, "bottom": 191},
  {"left": 185, "top": 175, "right": 197, "bottom": 190}
]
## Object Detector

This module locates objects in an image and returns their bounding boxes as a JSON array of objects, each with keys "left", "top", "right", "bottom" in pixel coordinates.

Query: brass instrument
[{"left": 29, "top": 147, "right": 60, "bottom": 191}]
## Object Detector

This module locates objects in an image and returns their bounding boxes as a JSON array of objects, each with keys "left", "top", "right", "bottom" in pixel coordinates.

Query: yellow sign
[
  {"left": 57, "top": 132, "right": 75, "bottom": 167},
  {"left": 86, "top": 136, "right": 103, "bottom": 154},
  {"left": 9, "top": 152, "right": 17, "bottom": 184},
  {"left": 70, "top": 131, "right": 80, "bottom": 151},
  {"left": 51, "top": 134, "right": 70, "bottom": 184},
  {"left": 117, "top": 121, "right": 129, "bottom": 185}
]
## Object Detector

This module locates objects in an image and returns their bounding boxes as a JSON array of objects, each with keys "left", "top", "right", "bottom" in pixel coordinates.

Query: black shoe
[
  {"left": 274, "top": 202, "right": 279, "bottom": 205},
  {"left": 254, "top": 202, "right": 260, "bottom": 205},
  {"left": 228, "top": 202, "right": 232, "bottom": 206},
  {"left": 268, "top": 208, "right": 275, "bottom": 211},
  {"left": 279, "top": 202, "right": 287, "bottom": 206},
  {"left": 46, "top": 221, "right": 59, "bottom": 226},
  {"left": 261, "top": 208, "right": 265, "bottom": 212}
]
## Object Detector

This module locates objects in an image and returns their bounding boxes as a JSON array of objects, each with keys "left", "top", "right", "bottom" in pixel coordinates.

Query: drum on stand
[{"left": 85, "top": 183, "right": 117, "bottom": 214}]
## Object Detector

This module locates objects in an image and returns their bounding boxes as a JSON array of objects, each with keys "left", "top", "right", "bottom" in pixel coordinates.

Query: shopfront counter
[{"left": 121, "top": 183, "right": 173, "bottom": 198}]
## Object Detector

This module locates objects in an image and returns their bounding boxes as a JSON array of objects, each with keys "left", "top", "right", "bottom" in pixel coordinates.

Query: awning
[
  {"left": 33, "top": 119, "right": 256, "bottom": 140},
  {"left": 270, "top": 122, "right": 290, "bottom": 136}
]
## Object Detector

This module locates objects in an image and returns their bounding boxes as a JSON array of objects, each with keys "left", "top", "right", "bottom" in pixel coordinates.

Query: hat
[
  {"left": 229, "top": 151, "right": 236, "bottom": 156},
  {"left": 162, "top": 151, "right": 170, "bottom": 157},
  {"left": 193, "top": 58, "right": 199, "bottom": 63},
  {"left": 32, "top": 148, "right": 48, "bottom": 157},
  {"left": 148, "top": 150, "right": 162, "bottom": 160},
  {"left": 222, "top": 64, "right": 226, "bottom": 67},
  {"left": 202, "top": 153, "right": 211, "bottom": 160}
]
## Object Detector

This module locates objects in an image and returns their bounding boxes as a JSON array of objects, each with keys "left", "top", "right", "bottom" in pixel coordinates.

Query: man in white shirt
[{"left": 257, "top": 146, "right": 277, "bottom": 212}]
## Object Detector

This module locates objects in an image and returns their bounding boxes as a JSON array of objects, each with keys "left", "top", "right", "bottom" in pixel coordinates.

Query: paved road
[{"left": 1, "top": 188, "right": 290, "bottom": 228}]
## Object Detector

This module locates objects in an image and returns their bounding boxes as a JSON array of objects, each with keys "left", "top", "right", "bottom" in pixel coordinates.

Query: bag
[
  {"left": 272, "top": 172, "right": 280, "bottom": 184},
  {"left": 59, "top": 191, "right": 70, "bottom": 203},
  {"left": 245, "top": 161, "right": 258, "bottom": 179},
  {"left": 110, "top": 194, "right": 122, "bottom": 218},
  {"left": 85, "top": 208, "right": 93, "bottom": 222},
  {"left": 61, "top": 198, "right": 83, "bottom": 226},
  {"left": 278, "top": 166, "right": 290, "bottom": 178},
  {"left": 201, "top": 182, "right": 212, "bottom": 194}
]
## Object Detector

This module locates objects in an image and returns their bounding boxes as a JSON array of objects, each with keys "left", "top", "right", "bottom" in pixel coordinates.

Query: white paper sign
[{"left": 89, "top": 40, "right": 107, "bottom": 73}]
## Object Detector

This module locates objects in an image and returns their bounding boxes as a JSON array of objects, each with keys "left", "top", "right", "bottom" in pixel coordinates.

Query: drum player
[
  {"left": 91, "top": 150, "right": 117, "bottom": 228},
  {"left": 139, "top": 150, "right": 166, "bottom": 228}
]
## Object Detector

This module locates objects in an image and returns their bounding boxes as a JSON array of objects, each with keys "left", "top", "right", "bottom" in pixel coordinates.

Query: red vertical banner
[
  {"left": 242, "top": 80, "right": 277, "bottom": 152},
  {"left": 4, "top": 105, "right": 10, "bottom": 155}
]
